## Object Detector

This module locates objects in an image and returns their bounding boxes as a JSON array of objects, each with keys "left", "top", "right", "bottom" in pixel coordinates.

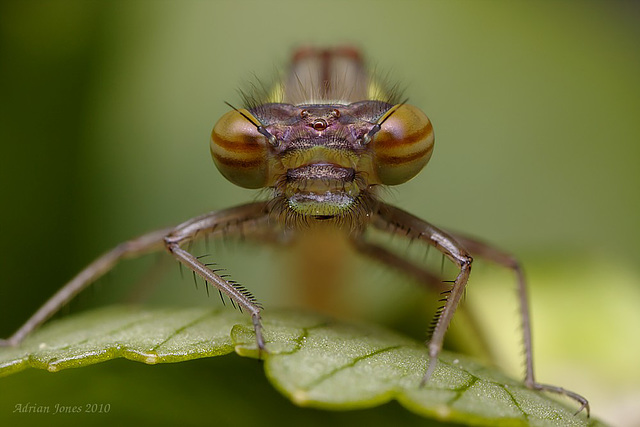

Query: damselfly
[{"left": 1, "top": 46, "right": 589, "bottom": 415}]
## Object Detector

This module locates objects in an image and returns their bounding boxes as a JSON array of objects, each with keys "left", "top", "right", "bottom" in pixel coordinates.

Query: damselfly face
[{"left": 210, "top": 48, "right": 434, "bottom": 227}]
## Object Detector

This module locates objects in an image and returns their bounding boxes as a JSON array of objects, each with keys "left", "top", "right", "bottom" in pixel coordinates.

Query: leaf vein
[
  {"left": 151, "top": 310, "right": 220, "bottom": 352},
  {"left": 304, "top": 345, "right": 405, "bottom": 390}
]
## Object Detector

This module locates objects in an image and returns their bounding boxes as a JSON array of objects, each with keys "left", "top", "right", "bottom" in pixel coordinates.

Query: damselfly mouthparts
[{"left": 1, "top": 46, "right": 589, "bottom": 415}]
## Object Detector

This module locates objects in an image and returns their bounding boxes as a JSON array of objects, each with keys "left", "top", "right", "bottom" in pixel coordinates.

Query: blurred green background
[{"left": 1, "top": 1, "right": 639, "bottom": 426}]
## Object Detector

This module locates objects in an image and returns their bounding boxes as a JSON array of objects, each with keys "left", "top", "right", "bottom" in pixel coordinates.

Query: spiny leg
[
  {"left": 162, "top": 202, "right": 272, "bottom": 350},
  {"left": 350, "top": 236, "right": 495, "bottom": 362},
  {"left": 164, "top": 240, "right": 266, "bottom": 349},
  {"left": 372, "top": 203, "right": 473, "bottom": 384},
  {"left": 1, "top": 202, "right": 270, "bottom": 349},
  {"left": 450, "top": 233, "right": 589, "bottom": 416},
  {"left": 0, "top": 226, "right": 172, "bottom": 347}
]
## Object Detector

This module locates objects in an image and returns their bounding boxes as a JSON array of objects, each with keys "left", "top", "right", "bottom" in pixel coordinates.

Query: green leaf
[{"left": 0, "top": 306, "right": 604, "bottom": 426}]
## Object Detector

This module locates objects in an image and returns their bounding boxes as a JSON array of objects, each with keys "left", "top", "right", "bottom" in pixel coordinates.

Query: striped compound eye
[
  {"left": 210, "top": 109, "right": 269, "bottom": 189},
  {"left": 372, "top": 104, "right": 434, "bottom": 186}
]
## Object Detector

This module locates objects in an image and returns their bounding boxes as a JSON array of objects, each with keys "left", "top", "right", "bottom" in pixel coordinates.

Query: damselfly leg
[{"left": 1, "top": 202, "right": 271, "bottom": 350}]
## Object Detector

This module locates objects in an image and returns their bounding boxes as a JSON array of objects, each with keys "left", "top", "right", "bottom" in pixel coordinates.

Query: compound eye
[
  {"left": 210, "top": 108, "right": 269, "bottom": 189},
  {"left": 372, "top": 104, "right": 434, "bottom": 185}
]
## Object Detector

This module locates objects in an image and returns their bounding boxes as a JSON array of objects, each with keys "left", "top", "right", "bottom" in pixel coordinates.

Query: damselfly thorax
[{"left": 1, "top": 46, "right": 589, "bottom": 416}]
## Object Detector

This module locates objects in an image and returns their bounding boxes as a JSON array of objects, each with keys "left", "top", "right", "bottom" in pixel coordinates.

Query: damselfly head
[{"left": 210, "top": 47, "right": 435, "bottom": 226}]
